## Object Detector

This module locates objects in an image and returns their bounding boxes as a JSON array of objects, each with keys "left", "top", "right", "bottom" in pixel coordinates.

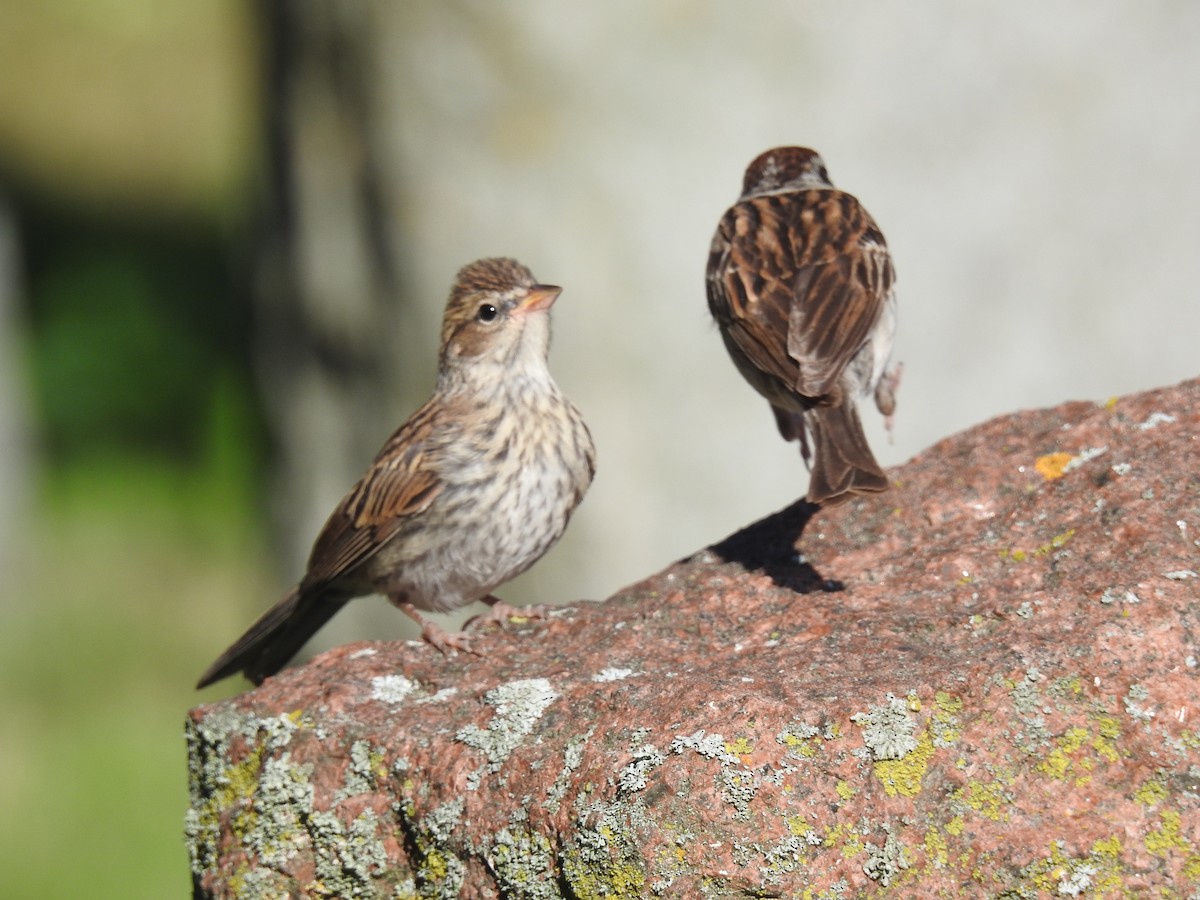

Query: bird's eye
[{"left": 477, "top": 303, "right": 498, "bottom": 323}]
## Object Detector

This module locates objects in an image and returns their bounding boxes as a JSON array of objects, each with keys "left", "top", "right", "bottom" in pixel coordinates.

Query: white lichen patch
[
  {"left": 1136, "top": 411, "right": 1176, "bottom": 430},
  {"left": 490, "top": 826, "right": 558, "bottom": 899},
  {"left": 1100, "top": 587, "right": 1141, "bottom": 605},
  {"left": 349, "top": 647, "right": 377, "bottom": 659},
  {"left": 247, "top": 753, "right": 314, "bottom": 869},
  {"left": 309, "top": 808, "right": 389, "bottom": 899},
  {"left": 371, "top": 674, "right": 417, "bottom": 704},
  {"left": 415, "top": 687, "right": 459, "bottom": 704},
  {"left": 1124, "top": 684, "right": 1156, "bottom": 721},
  {"left": 862, "top": 828, "right": 909, "bottom": 886},
  {"left": 592, "top": 666, "right": 636, "bottom": 682},
  {"left": 1058, "top": 862, "right": 1098, "bottom": 896},
  {"left": 1065, "top": 446, "right": 1107, "bottom": 471},
  {"left": 1111, "top": 462, "right": 1132, "bottom": 476},
  {"left": 852, "top": 695, "right": 918, "bottom": 761},
  {"left": 618, "top": 744, "right": 667, "bottom": 795},
  {"left": 335, "top": 740, "right": 383, "bottom": 801},
  {"left": 543, "top": 728, "right": 593, "bottom": 813},
  {"left": 669, "top": 730, "right": 758, "bottom": 813},
  {"left": 1163, "top": 570, "right": 1198, "bottom": 581},
  {"left": 456, "top": 678, "right": 558, "bottom": 774},
  {"left": 669, "top": 730, "right": 740, "bottom": 764}
]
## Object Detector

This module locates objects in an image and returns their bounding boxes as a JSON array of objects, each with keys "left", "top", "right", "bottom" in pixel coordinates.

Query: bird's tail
[
  {"left": 196, "top": 586, "right": 348, "bottom": 689},
  {"left": 803, "top": 403, "right": 889, "bottom": 505}
]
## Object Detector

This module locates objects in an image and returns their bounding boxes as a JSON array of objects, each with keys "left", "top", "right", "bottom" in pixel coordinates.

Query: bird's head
[
  {"left": 437, "top": 257, "right": 560, "bottom": 387},
  {"left": 741, "top": 146, "right": 832, "bottom": 197}
]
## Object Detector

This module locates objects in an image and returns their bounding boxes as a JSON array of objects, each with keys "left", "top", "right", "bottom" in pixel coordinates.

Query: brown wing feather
[
  {"left": 708, "top": 190, "right": 894, "bottom": 404},
  {"left": 301, "top": 399, "right": 446, "bottom": 589},
  {"left": 785, "top": 192, "right": 895, "bottom": 398},
  {"left": 706, "top": 201, "right": 797, "bottom": 390}
]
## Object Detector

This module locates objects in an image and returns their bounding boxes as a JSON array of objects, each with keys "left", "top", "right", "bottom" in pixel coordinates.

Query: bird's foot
[
  {"left": 395, "top": 600, "right": 483, "bottom": 656},
  {"left": 466, "top": 597, "right": 551, "bottom": 632}
]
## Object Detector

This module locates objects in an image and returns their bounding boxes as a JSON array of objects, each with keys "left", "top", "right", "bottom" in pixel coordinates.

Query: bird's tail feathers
[
  {"left": 803, "top": 404, "right": 889, "bottom": 505},
  {"left": 196, "top": 586, "right": 348, "bottom": 689}
]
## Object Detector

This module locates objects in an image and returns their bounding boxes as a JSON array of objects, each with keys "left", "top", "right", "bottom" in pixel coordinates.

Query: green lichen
[
  {"left": 1012, "top": 838, "right": 1127, "bottom": 896},
  {"left": 490, "top": 826, "right": 558, "bottom": 899},
  {"left": 185, "top": 708, "right": 310, "bottom": 880},
  {"left": 395, "top": 798, "right": 466, "bottom": 899},
  {"left": 561, "top": 798, "right": 649, "bottom": 900},
  {"left": 308, "top": 808, "right": 390, "bottom": 899},
  {"left": 724, "top": 736, "right": 754, "bottom": 757},
  {"left": 923, "top": 827, "right": 948, "bottom": 870}
]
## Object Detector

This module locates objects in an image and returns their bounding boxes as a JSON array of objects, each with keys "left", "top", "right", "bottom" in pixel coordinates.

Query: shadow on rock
[{"left": 705, "top": 498, "right": 844, "bottom": 594}]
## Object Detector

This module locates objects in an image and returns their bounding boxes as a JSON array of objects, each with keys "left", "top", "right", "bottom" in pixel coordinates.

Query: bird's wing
[
  {"left": 783, "top": 192, "right": 895, "bottom": 399},
  {"left": 706, "top": 199, "right": 799, "bottom": 390},
  {"left": 301, "top": 399, "right": 446, "bottom": 589}
]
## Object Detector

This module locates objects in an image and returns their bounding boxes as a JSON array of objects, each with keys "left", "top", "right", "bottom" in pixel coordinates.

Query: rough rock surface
[{"left": 187, "top": 378, "right": 1200, "bottom": 898}]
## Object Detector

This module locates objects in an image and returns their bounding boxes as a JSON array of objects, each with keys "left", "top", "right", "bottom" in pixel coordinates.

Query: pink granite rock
[{"left": 187, "top": 378, "right": 1200, "bottom": 898}]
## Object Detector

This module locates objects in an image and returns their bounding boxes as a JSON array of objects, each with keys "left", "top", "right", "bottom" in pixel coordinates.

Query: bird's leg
[
  {"left": 466, "top": 595, "right": 552, "bottom": 632},
  {"left": 875, "top": 361, "right": 904, "bottom": 441},
  {"left": 394, "top": 599, "right": 481, "bottom": 656}
]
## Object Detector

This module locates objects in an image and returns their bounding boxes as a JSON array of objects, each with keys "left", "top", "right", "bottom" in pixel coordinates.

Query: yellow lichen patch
[
  {"left": 1035, "top": 452, "right": 1073, "bottom": 480},
  {"left": 217, "top": 744, "right": 267, "bottom": 816},
  {"left": 1134, "top": 778, "right": 1169, "bottom": 807},
  {"left": 724, "top": 736, "right": 754, "bottom": 759},
  {"left": 1091, "top": 836, "right": 1121, "bottom": 858},
  {"left": 1036, "top": 726, "right": 1090, "bottom": 780},
  {"left": 945, "top": 816, "right": 964, "bottom": 837},
  {"left": 873, "top": 730, "right": 935, "bottom": 797},
  {"left": 935, "top": 692, "right": 963, "bottom": 714},
  {"left": 785, "top": 815, "right": 809, "bottom": 837},
  {"left": 1033, "top": 529, "right": 1075, "bottom": 556},
  {"left": 822, "top": 823, "right": 864, "bottom": 860},
  {"left": 961, "top": 779, "right": 1010, "bottom": 822},
  {"left": 835, "top": 780, "right": 855, "bottom": 801},
  {"left": 923, "top": 827, "right": 948, "bottom": 869},
  {"left": 1093, "top": 715, "right": 1121, "bottom": 762},
  {"left": 1184, "top": 855, "right": 1200, "bottom": 880},
  {"left": 1144, "top": 810, "right": 1190, "bottom": 857}
]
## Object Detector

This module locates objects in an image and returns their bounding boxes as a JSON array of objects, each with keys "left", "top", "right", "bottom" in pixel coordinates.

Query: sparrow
[
  {"left": 706, "top": 146, "right": 901, "bottom": 505},
  {"left": 197, "top": 258, "right": 596, "bottom": 688}
]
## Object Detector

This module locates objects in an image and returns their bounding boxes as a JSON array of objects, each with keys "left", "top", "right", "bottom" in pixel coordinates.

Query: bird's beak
[{"left": 517, "top": 284, "right": 562, "bottom": 313}]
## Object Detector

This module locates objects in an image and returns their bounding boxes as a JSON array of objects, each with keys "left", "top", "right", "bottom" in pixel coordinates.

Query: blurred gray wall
[{"left": 268, "top": 1, "right": 1200, "bottom": 648}]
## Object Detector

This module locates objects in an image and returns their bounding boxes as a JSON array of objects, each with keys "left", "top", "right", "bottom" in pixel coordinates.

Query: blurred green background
[{"left": 0, "top": 3, "right": 268, "bottom": 896}]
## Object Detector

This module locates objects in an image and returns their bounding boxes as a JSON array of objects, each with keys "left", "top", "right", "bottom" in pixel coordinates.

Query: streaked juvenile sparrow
[
  {"left": 197, "top": 258, "right": 596, "bottom": 688},
  {"left": 706, "top": 146, "right": 900, "bottom": 505}
]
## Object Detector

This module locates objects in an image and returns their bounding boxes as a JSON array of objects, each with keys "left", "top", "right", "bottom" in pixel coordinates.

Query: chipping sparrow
[
  {"left": 706, "top": 146, "right": 900, "bottom": 505},
  {"left": 198, "top": 257, "right": 596, "bottom": 687}
]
